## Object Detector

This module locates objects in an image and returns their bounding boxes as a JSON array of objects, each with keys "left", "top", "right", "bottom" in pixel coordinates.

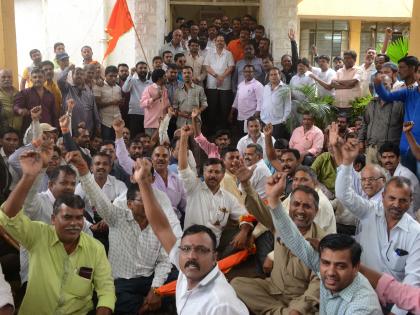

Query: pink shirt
[
  {"left": 289, "top": 125, "right": 324, "bottom": 156},
  {"left": 333, "top": 66, "right": 361, "bottom": 108},
  {"left": 376, "top": 273, "right": 420, "bottom": 314},
  {"left": 140, "top": 83, "right": 169, "bottom": 128},
  {"left": 232, "top": 78, "right": 264, "bottom": 121},
  {"left": 194, "top": 133, "right": 220, "bottom": 158}
]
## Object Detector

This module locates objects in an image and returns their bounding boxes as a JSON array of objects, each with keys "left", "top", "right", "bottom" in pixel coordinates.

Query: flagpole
[{"left": 125, "top": 4, "right": 151, "bottom": 71}]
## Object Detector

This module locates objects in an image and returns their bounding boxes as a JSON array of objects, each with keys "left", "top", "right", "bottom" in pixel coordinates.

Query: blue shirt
[{"left": 375, "top": 83, "right": 420, "bottom": 154}]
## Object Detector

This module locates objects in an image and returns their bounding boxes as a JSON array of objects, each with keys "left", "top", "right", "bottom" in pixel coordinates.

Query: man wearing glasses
[
  {"left": 133, "top": 157, "right": 249, "bottom": 315},
  {"left": 336, "top": 138, "right": 420, "bottom": 315}
]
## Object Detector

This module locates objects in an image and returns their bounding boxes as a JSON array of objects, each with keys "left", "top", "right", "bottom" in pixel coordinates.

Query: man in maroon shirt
[{"left": 13, "top": 68, "right": 57, "bottom": 134}]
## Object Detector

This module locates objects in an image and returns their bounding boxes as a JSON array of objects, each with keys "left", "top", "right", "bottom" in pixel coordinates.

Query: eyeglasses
[
  {"left": 361, "top": 177, "right": 383, "bottom": 183},
  {"left": 178, "top": 245, "right": 213, "bottom": 255}
]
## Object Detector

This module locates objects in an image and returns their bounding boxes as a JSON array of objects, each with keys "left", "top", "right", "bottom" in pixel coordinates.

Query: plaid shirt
[{"left": 79, "top": 173, "right": 181, "bottom": 287}]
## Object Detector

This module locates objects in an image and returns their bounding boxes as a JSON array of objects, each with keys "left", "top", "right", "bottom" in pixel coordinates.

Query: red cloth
[
  {"left": 156, "top": 247, "right": 255, "bottom": 296},
  {"left": 103, "top": 0, "right": 134, "bottom": 60}
]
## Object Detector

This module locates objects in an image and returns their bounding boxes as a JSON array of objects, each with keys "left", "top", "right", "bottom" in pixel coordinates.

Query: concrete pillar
[
  {"left": 349, "top": 20, "right": 361, "bottom": 64},
  {"left": 134, "top": 0, "right": 166, "bottom": 67},
  {"left": 259, "top": 0, "right": 299, "bottom": 63},
  {"left": 0, "top": 0, "right": 19, "bottom": 87},
  {"left": 408, "top": 0, "right": 420, "bottom": 56}
]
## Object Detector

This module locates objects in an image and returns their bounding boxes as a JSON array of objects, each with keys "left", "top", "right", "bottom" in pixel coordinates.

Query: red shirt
[{"left": 227, "top": 39, "right": 245, "bottom": 62}]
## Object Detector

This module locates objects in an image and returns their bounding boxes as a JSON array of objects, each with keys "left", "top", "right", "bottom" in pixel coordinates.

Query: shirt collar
[
  {"left": 46, "top": 189, "right": 56, "bottom": 204},
  {"left": 394, "top": 212, "right": 410, "bottom": 232},
  {"left": 331, "top": 273, "right": 362, "bottom": 302},
  {"left": 195, "top": 264, "right": 221, "bottom": 288},
  {"left": 50, "top": 228, "right": 84, "bottom": 249},
  {"left": 180, "top": 82, "right": 196, "bottom": 89}
]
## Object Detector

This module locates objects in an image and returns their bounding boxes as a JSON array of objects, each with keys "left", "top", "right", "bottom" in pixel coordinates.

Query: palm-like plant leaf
[{"left": 386, "top": 37, "right": 409, "bottom": 64}]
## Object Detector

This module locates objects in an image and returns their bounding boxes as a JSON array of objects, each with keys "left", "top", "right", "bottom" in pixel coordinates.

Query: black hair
[
  {"left": 151, "top": 69, "right": 166, "bottom": 83},
  {"left": 262, "top": 54, "right": 274, "bottom": 62},
  {"left": 243, "top": 64, "right": 255, "bottom": 71},
  {"left": 319, "top": 234, "right": 362, "bottom": 266},
  {"left": 176, "top": 17, "right": 185, "bottom": 23},
  {"left": 0, "top": 127, "right": 19, "bottom": 139},
  {"left": 274, "top": 138, "right": 289, "bottom": 150},
  {"left": 379, "top": 142, "right": 400, "bottom": 158},
  {"left": 174, "top": 53, "right": 186, "bottom": 62},
  {"left": 162, "top": 50, "right": 173, "bottom": 57},
  {"left": 53, "top": 42, "right": 64, "bottom": 50},
  {"left": 81, "top": 45, "right": 92, "bottom": 51},
  {"left": 92, "top": 151, "right": 112, "bottom": 165},
  {"left": 41, "top": 60, "right": 54, "bottom": 68},
  {"left": 290, "top": 185, "right": 319, "bottom": 210},
  {"left": 30, "top": 68, "right": 43, "bottom": 76},
  {"left": 214, "top": 129, "right": 230, "bottom": 140},
  {"left": 246, "top": 116, "right": 261, "bottom": 126},
  {"left": 48, "top": 165, "right": 77, "bottom": 183},
  {"left": 182, "top": 224, "right": 217, "bottom": 250},
  {"left": 246, "top": 143, "right": 263, "bottom": 157},
  {"left": 203, "top": 158, "right": 225, "bottom": 172},
  {"left": 293, "top": 165, "right": 318, "bottom": 183},
  {"left": 118, "top": 63, "right": 129, "bottom": 69},
  {"left": 377, "top": 53, "right": 390, "bottom": 62},
  {"left": 220, "top": 146, "right": 239, "bottom": 159},
  {"left": 166, "top": 63, "right": 178, "bottom": 71},
  {"left": 105, "top": 65, "right": 118, "bottom": 75},
  {"left": 255, "top": 25, "right": 265, "bottom": 32},
  {"left": 152, "top": 56, "right": 163, "bottom": 63},
  {"left": 354, "top": 154, "right": 366, "bottom": 169},
  {"left": 182, "top": 65, "right": 193, "bottom": 72},
  {"left": 318, "top": 55, "right": 331, "bottom": 63},
  {"left": 188, "top": 38, "right": 199, "bottom": 46},
  {"left": 297, "top": 58, "right": 310, "bottom": 67},
  {"left": 101, "top": 140, "right": 115, "bottom": 148},
  {"left": 126, "top": 183, "right": 140, "bottom": 201},
  {"left": 398, "top": 56, "right": 419, "bottom": 71},
  {"left": 53, "top": 193, "right": 85, "bottom": 215},
  {"left": 29, "top": 49, "right": 40, "bottom": 57},
  {"left": 336, "top": 113, "right": 349, "bottom": 122},
  {"left": 333, "top": 56, "right": 343, "bottom": 62},
  {"left": 282, "top": 148, "right": 300, "bottom": 161},
  {"left": 135, "top": 61, "right": 147, "bottom": 68},
  {"left": 343, "top": 50, "right": 357, "bottom": 61}
]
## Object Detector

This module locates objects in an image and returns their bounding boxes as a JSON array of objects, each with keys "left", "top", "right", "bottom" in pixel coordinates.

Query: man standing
[
  {"left": 203, "top": 35, "right": 235, "bottom": 136},
  {"left": 20, "top": 49, "right": 42, "bottom": 90},
  {"left": 260, "top": 67, "right": 291, "bottom": 140},
  {"left": 41, "top": 60, "right": 62, "bottom": 115},
  {"left": 359, "top": 75, "right": 403, "bottom": 164},
  {"left": 0, "top": 69, "right": 21, "bottom": 132},
  {"left": 336, "top": 138, "right": 420, "bottom": 315},
  {"left": 230, "top": 64, "right": 263, "bottom": 138},
  {"left": 359, "top": 48, "right": 377, "bottom": 97},
  {"left": 227, "top": 28, "right": 250, "bottom": 62},
  {"left": 93, "top": 66, "right": 122, "bottom": 140},
  {"left": 280, "top": 30, "right": 299, "bottom": 84},
  {"left": 14, "top": 68, "right": 57, "bottom": 134},
  {"left": 122, "top": 62, "right": 151, "bottom": 138},
  {"left": 185, "top": 39, "right": 207, "bottom": 86},
  {"left": 289, "top": 112, "right": 324, "bottom": 166},
  {"left": 309, "top": 54, "right": 336, "bottom": 97},
  {"left": 159, "top": 29, "right": 186, "bottom": 57},
  {"left": 133, "top": 157, "right": 249, "bottom": 314},
  {"left": 117, "top": 63, "right": 130, "bottom": 125},
  {"left": 53, "top": 52, "right": 70, "bottom": 82},
  {"left": 232, "top": 43, "right": 264, "bottom": 89},
  {"left": 219, "top": 16, "right": 232, "bottom": 40},
  {"left": 0, "top": 150, "right": 115, "bottom": 314},
  {"left": 58, "top": 65, "right": 101, "bottom": 136},
  {"left": 173, "top": 66, "right": 207, "bottom": 128}
]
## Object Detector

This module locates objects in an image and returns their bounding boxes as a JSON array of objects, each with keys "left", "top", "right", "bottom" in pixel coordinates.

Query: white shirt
[
  {"left": 260, "top": 82, "right": 291, "bottom": 125},
  {"left": 336, "top": 164, "right": 420, "bottom": 315},
  {"left": 169, "top": 239, "right": 249, "bottom": 315},
  {"left": 358, "top": 63, "right": 376, "bottom": 97},
  {"left": 283, "top": 187, "right": 336, "bottom": 234},
  {"left": 289, "top": 72, "right": 317, "bottom": 101},
  {"left": 203, "top": 48, "right": 235, "bottom": 90},
  {"left": 393, "top": 163, "right": 420, "bottom": 217},
  {"left": 75, "top": 174, "right": 127, "bottom": 220},
  {"left": 79, "top": 173, "right": 182, "bottom": 285},
  {"left": 236, "top": 133, "right": 276, "bottom": 161},
  {"left": 178, "top": 167, "right": 248, "bottom": 244},
  {"left": 312, "top": 67, "right": 336, "bottom": 97},
  {"left": 241, "top": 159, "right": 271, "bottom": 199},
  {"left": 20, "top": 172, "right": 92, "bottom": 283},
  {"left": 0, "top": 264, "right": 13, "bottom": 310}
]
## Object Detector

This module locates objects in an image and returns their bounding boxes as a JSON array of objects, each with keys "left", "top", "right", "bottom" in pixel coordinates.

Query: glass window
[
  {"left": 299, "top": 20, "right": 349, "bottom": 65},
  {"left": 360, "top": 21, "right": 410, "bottom": 57}
]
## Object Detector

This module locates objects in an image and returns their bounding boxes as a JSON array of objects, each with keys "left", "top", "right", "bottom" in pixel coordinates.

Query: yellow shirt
[
  {"left": 0, "top": 210, "right": 115, "bottom": 315},
  {"left": 22, "top": 67, "right": 33, "bottom": 88},
  {"left": 0, "top": 87, "right": 22, "bottom": 131},
  {"left": 44, "top": 80, "right": 62, "bottom": 115}
]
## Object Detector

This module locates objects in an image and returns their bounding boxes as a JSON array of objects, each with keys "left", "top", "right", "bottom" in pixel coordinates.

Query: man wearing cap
[{"left": 54, "top": 52, "right": 70, "bottom": 82}]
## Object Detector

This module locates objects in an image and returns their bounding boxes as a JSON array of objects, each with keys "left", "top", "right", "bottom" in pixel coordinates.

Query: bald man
[
  {"left": 0, "top": 69, "right": 21, "bottom": 132},
  {"left": 159, "top": 29, "right": 187, "bottom": 57},
  {"left": 359, "top": 164, "right": 387, "bottom": 202}
]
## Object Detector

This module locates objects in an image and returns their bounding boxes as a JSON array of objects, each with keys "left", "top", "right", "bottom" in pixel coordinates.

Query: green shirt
[
  {"left": 311, "top": 152, "right": 337, "bottom": 194},
  {"left": 0, "top": 209, "right": 115, "bottom": 315}
]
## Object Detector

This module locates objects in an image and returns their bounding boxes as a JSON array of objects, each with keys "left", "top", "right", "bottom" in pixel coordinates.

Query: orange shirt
[{"left": 227, "top": 39, "right": 244, "bottom": 62}]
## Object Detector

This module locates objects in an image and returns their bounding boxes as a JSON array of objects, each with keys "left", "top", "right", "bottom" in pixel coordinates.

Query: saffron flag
[{"left": 103, "top": 0, "right": 134, "bottom": 60}]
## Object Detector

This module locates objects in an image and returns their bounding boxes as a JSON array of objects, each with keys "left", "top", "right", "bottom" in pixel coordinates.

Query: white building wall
[{"left": 14, "top": 0, "right": 136, "bottom": 78}]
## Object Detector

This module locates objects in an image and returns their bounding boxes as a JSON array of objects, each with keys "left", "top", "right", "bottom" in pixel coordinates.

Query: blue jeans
[{"left": 114, "top": 275, "right": 153, "bottom": 315}]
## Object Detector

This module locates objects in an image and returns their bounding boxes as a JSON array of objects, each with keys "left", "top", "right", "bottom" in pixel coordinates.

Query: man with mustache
[
  {"left": 336, "top": 137, "right": 420, "bottom": 315},
  {"left": 68, "top": 150, "right": 181, "bottom": 315},
  {"left": 379, "top": 142, "right": 420, "bottom": 217},
  {"left": 133, "top": 157, "right": 249, "bottom": 314},
  {"left": 178, "top": 125, "right": 253, "bottom": 257},
  {"left": 75, "top": 152, "right": 127, "bottom": 251},
  {"left": 359, "top": 164, "right": 386, "bottom": 202},
  {"left": 0, "top": 150, "right": 115, "bottom": 314}
]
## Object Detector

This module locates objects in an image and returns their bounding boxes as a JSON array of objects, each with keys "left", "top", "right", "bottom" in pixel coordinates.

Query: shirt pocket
[
  {"left": 66, "top": 273, "right": 93, "bottom": 298},
  {"left": 388, "top": 249, "right": 408, "bottom": 272}
]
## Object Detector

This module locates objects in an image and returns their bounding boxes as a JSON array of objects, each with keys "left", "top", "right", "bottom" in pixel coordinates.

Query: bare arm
[
  {"left": 178, "top": 125, "right": 193, "bottom": 171},
  {"left": 135, "top": 159, "right": 177, "bottom": 254},
  {"left": 310, "top": 74, "right": 334, "bottom": 90},
  {"left": 381, "top": 27, "right": 393, "bottom": 54},
  {"left": 263, "top": 124, "right": 283, "bottom": 171}
]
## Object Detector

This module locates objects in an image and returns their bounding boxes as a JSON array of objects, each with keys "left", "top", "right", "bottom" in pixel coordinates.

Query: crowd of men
[{"left": 0, "top": 13, "right": 420, "bottom": 315}]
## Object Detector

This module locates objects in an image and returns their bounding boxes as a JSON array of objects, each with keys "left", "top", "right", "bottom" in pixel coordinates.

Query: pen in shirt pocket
[{"left": 395, "top": 248, "right": 409, "bottom": 256}]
